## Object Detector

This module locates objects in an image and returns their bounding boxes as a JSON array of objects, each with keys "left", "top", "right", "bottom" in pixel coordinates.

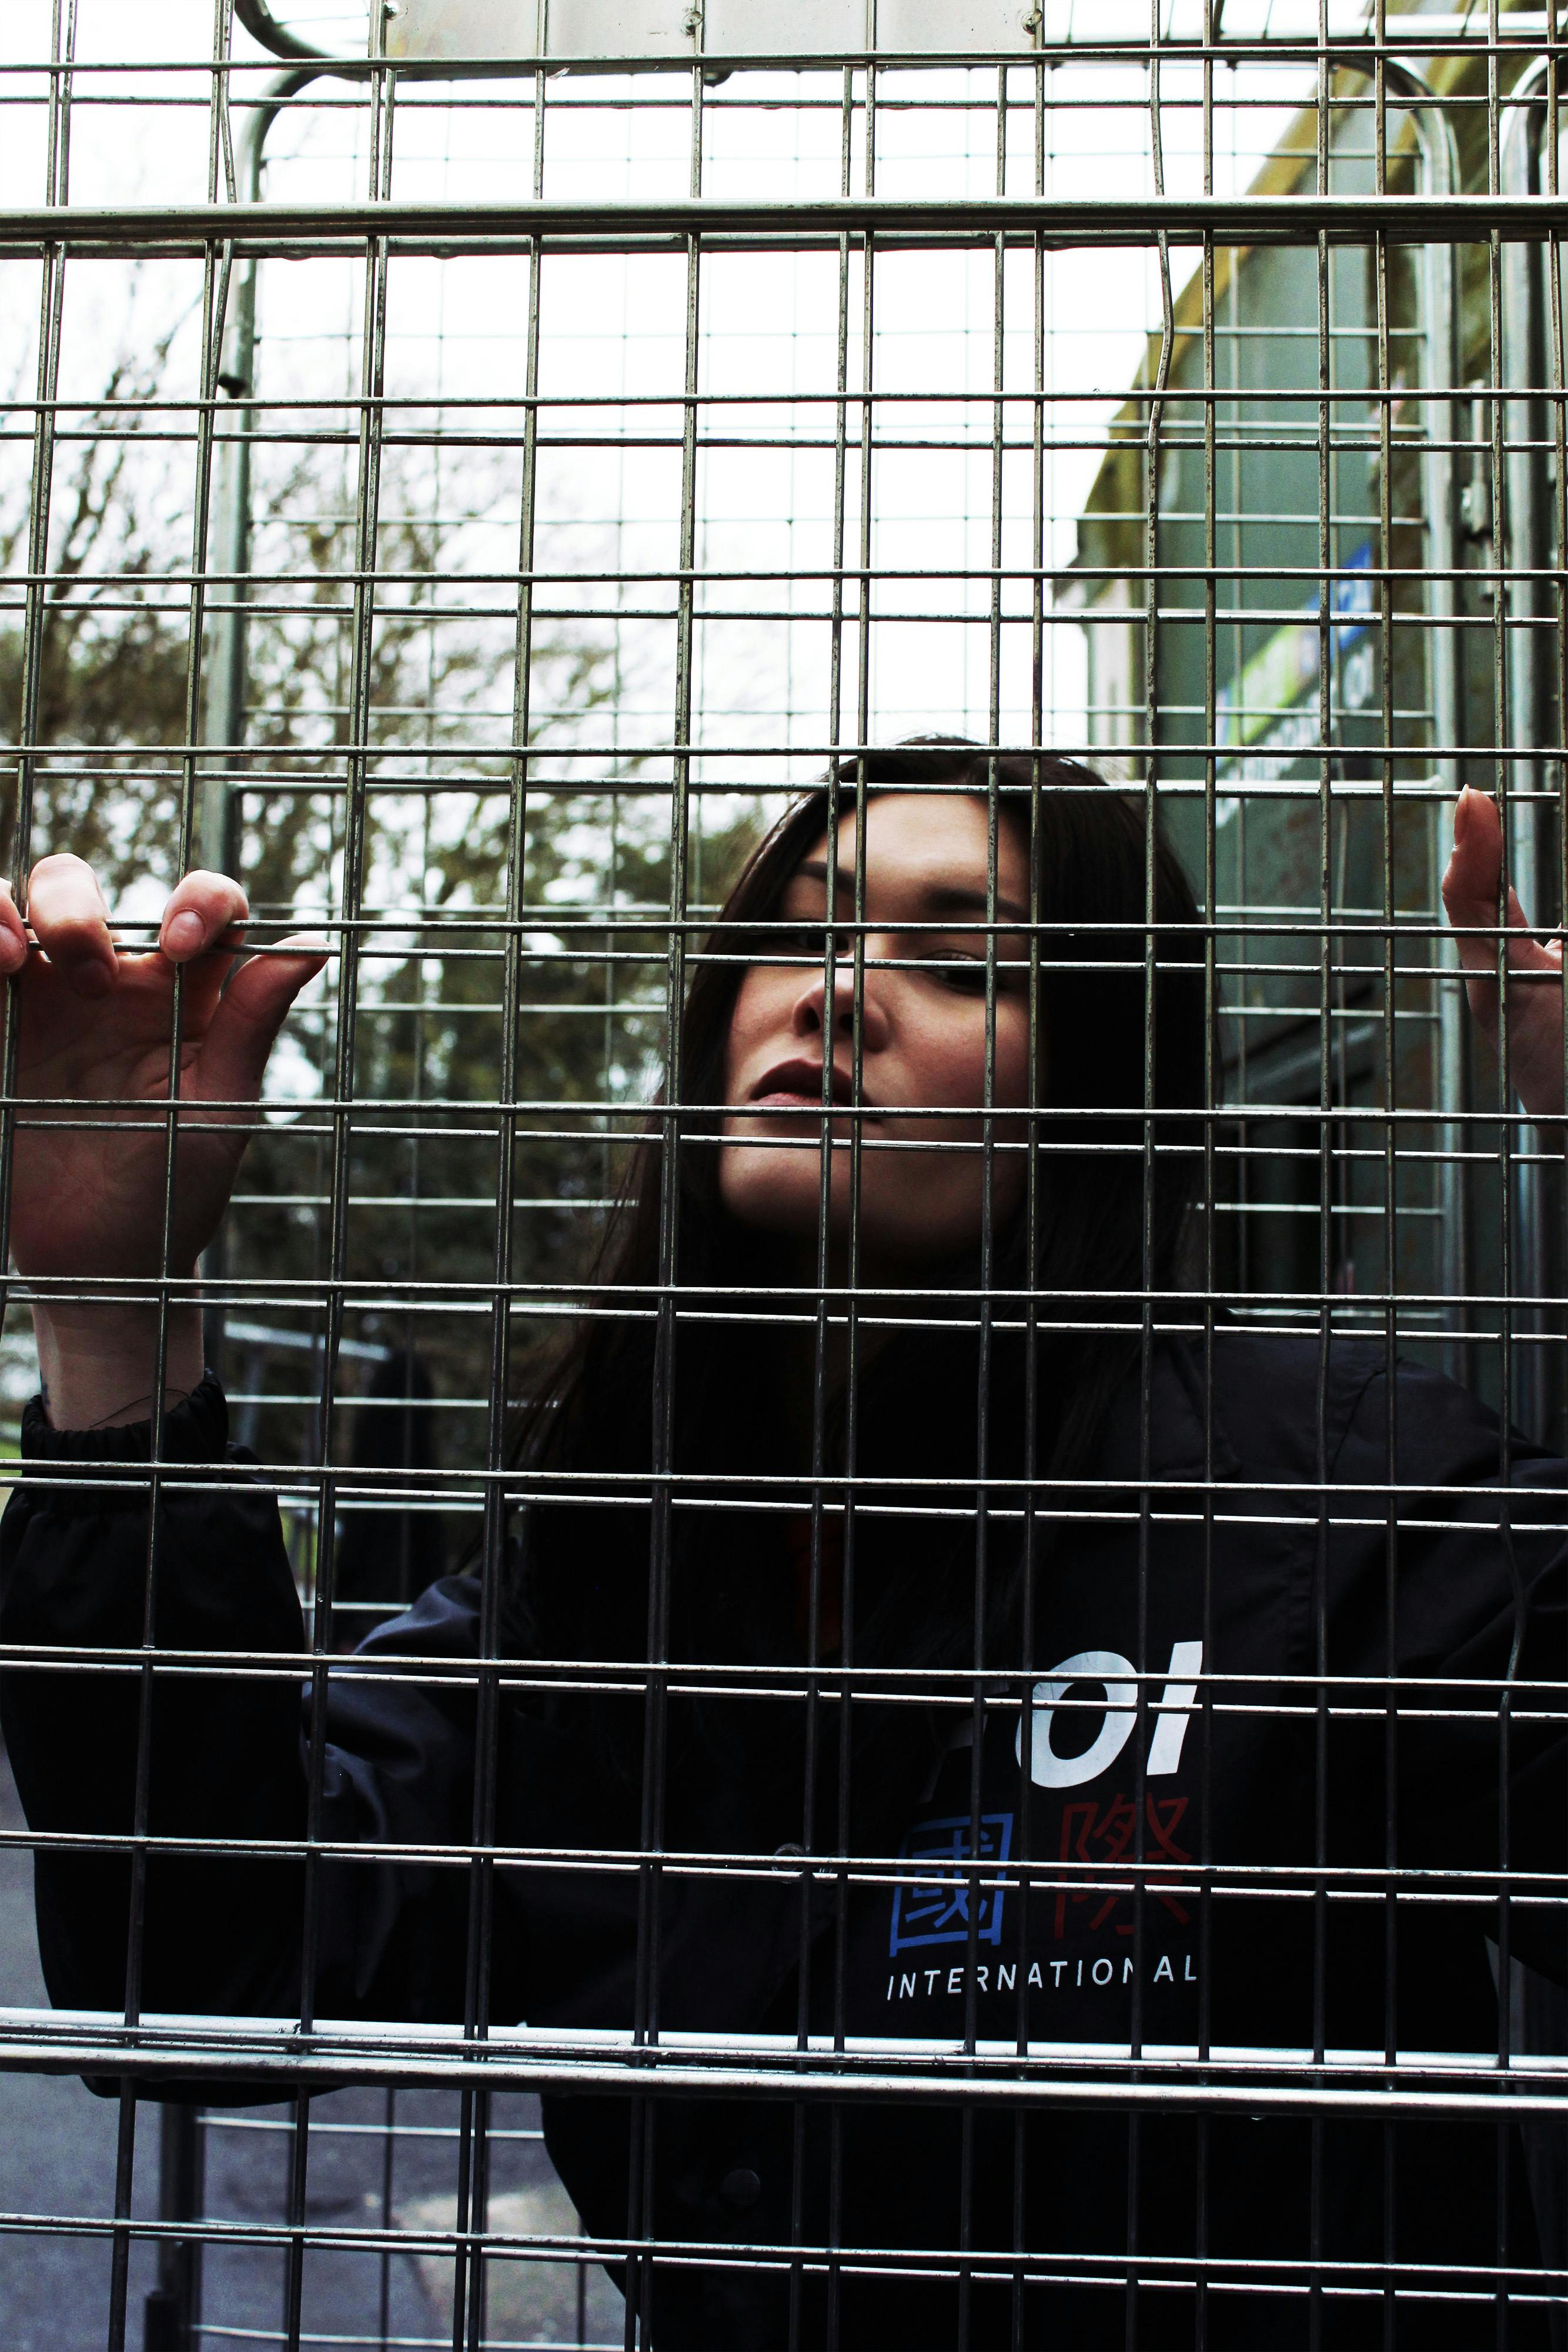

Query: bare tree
[{"left": 0, "top": 328, "right": 770, "bottom": 1532}]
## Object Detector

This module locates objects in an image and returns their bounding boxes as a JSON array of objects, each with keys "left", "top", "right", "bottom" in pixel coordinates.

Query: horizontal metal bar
[
  {"left": 6, "top": 23, "right": 1566, "bottom": 67},
  {"left": 5, "top": 192, "right": 1568, "bottom": 256},
  {"left": 2, "top": 2210, "right": 1563, "bottom": 2307},
  {"left": 5, "top": 2016, "right": 1568, "bottom": 2122}
]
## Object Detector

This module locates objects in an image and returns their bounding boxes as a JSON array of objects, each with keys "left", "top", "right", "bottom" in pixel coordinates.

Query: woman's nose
[{"left": 790, "top": 947, "right": 890, "bottom": 1051}]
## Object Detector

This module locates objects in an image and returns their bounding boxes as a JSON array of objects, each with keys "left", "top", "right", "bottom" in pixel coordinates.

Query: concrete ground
[{"left": 0, "top": 1737, "right": 623, "bottom": 2350}]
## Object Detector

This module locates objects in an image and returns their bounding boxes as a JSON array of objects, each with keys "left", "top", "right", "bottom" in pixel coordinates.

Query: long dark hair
[{"left": 505, "top": 745, "right": 1205, "bottom": 1682}]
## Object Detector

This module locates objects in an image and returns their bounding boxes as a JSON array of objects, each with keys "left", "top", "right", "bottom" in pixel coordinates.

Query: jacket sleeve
[
  {"left": 1329, "top": 1356, "right": 1568, "bottom": 1980},
  {"left": 0, "top": 1376, "right": 482, "bottom": 2027}
]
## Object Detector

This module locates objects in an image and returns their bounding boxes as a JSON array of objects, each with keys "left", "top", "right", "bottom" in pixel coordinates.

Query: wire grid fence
[{"left": 3, "top": 0, "right": 1568, "bottom": 2344}]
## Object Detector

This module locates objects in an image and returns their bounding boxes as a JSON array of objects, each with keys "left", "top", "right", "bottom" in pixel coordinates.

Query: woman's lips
[{"left": 745, "top": 1059, "right": 855, "bottom": 1110}]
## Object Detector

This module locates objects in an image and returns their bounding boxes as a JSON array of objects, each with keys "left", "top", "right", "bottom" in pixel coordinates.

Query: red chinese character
[{"left": 1054, "top": 1793, "right": 1191, "bottom": 1939}]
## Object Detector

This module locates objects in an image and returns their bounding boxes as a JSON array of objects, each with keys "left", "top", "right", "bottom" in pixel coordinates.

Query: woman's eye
[
  {"left": 767, "top": 924, "right": 833, "bottom": 962},
  {"left": 925, "top": 951, "right": 991, "bottom": 994}
]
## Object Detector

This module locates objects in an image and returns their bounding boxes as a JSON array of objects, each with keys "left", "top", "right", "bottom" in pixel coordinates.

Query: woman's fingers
[
  {"left": 21, "top": 858, "right": 251, "bottom": 1011},
  {"left": 158, "top": 869, "right": 249, "bottom": 964},
  {"left": 1440, "top": 786, "right": 1507, "bottom": 976},
  {"left": 1441, "top": 790, "right": 1562, "bottom": 1004},
  {"left": 156, "top": 870, "right": 253, "bottom": 1027},
  {"left": 0, "top": 881, "right": 29, "bottom": 976},
  {"left": 25, "top": 854, "right": 117, "bottom": 998},
  {"left": 195, "top": 933, "right": 330, "bottom": 1108}
]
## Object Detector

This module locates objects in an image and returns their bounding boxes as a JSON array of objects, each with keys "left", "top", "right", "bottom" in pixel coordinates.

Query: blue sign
[
  {"left": 889, "top": 1812, "right": 1015, "bottom": 1956},
  {"left": 1331, "top": 539, "right": 1374, "bottom": 651}
]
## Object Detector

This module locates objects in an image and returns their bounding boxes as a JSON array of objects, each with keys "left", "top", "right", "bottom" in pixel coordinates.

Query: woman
[{"left": 0, "top": 743, "right": 1563, "bottom": 2348}]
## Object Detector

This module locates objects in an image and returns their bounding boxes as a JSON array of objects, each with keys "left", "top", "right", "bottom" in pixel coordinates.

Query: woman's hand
[
  {"left": 1441, "top": 787, "right": 1566, "bottom": 1121},
  {"left": 0, "top": 856, "right": 326, "bottom": 1428}
]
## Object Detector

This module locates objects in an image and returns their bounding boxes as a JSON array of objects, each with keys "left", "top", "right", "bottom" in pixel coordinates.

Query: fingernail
[
  {"left": 1454, "top": 787, "right": 1472, "bottom": 842},
  {"left": 165, "top": 911, "right": 205, "bottom": 956}
]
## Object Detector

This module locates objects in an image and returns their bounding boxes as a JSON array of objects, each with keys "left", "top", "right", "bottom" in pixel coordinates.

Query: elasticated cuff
[{"left": 20, "top": 1373, "right": 229, "bottom": 1469}]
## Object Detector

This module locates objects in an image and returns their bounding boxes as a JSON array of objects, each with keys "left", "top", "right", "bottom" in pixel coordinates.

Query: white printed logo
[{"left": 1015, "top": 1642, "right": 1204, "bottom": 1789}]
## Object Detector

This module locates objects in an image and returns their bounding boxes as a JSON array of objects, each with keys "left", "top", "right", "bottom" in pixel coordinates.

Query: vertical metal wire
[
  {"left": 625, "top": 60, "right": 708, "bottom": 2352},
  {"left": 1484, "top": 22, "right": 1532, "bottom": 2352},
  {"left": 785, "top": 60, "right": 861, "bottom": 2352},
  {"left": 1550, "top": 15, "right": 1568, "bottom": 1507},
  {"left": 954, "top": 67, "right": 1011, "bottom": 2348},
  {"left": 1309, "top": 19, "right": 1335, "bottom": 2351},
  {"left": 1373, "top": 12, "right": 1403, "bottom": 2342},
  {"left": 136, "top": 16, "right": 242, "bottom": 2339},
  {"left": 281, "top": 33, "right": 396, "bottom": 2352},
  {"left": 14, "top": 16, "right": 136, "bottom": 2346},
  {"left": 1195, "top": 10, "right": 1221, "bottom": 2339},
  {"left": 1007, "top": 43, "right": 1048, "bottom": 2352},
  {"left": 449, "top": 65, "right": 546, "bottom": 2352},
  {"left": 1132, "top": 6, "right": 1176, "bottom": 2333},
  {"left": 823, "top": 38, "right": 880, "bottom": 2347}
]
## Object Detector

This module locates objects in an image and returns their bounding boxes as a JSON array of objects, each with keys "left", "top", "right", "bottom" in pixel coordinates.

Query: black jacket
[{"left": 3, "top": 1330, "right": 1567, "bottom": 2348}]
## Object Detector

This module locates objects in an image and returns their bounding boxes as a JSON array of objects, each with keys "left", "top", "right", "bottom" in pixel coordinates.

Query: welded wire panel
[{"left": 1, "top": 4, "right": 1567, "bottom": 2349}]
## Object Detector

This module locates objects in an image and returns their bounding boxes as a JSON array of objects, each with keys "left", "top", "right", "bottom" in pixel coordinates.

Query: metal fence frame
[{"left": 6, "top": 3, "right": 1568, "bottom": 2346}]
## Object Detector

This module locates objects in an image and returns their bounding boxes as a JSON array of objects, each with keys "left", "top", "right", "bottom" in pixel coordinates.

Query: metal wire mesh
[{"left": 5, "top": 0, "right": 1568, "bottom": 2345}]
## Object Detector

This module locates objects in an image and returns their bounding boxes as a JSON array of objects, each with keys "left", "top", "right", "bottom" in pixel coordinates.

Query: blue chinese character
[{"left": 888, "top": 1812, "right": 1015, "bottom": 1956}]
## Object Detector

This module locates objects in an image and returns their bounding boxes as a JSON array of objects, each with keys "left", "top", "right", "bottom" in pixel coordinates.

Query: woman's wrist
[{"left": 31, "top": 1297, "right": 205, "bottom": 1431}]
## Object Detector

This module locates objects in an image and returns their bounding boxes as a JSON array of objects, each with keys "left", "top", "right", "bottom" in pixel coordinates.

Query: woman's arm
[
  {"left": 0, "top": 856, "right": 482, "bottom": 2027},
  {"left": 0, "top": 1376, "right": 485, "bottom": 2026},
  {"left": 0, "top": 854, "right": 332, "bottom": 2016},
  {"left": 1329, "top": 1355, "right": 1568, "bottom": 1982},
  {"left": 0, "top": 855, "right": 324, "bottom": 2014},
  {"left": 0, "top": 1379, "right": 308, "bottom": 2019}
]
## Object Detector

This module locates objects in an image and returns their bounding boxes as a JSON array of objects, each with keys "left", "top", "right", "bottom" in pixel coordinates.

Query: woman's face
[{"left": 718, "top": 790, "right": 1034, "bottom": 1268}]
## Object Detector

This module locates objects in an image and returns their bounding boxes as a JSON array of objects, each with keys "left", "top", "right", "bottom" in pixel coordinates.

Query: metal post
[{"left": 142, "top": 2100, "right": 205, "bottom": 2352}]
